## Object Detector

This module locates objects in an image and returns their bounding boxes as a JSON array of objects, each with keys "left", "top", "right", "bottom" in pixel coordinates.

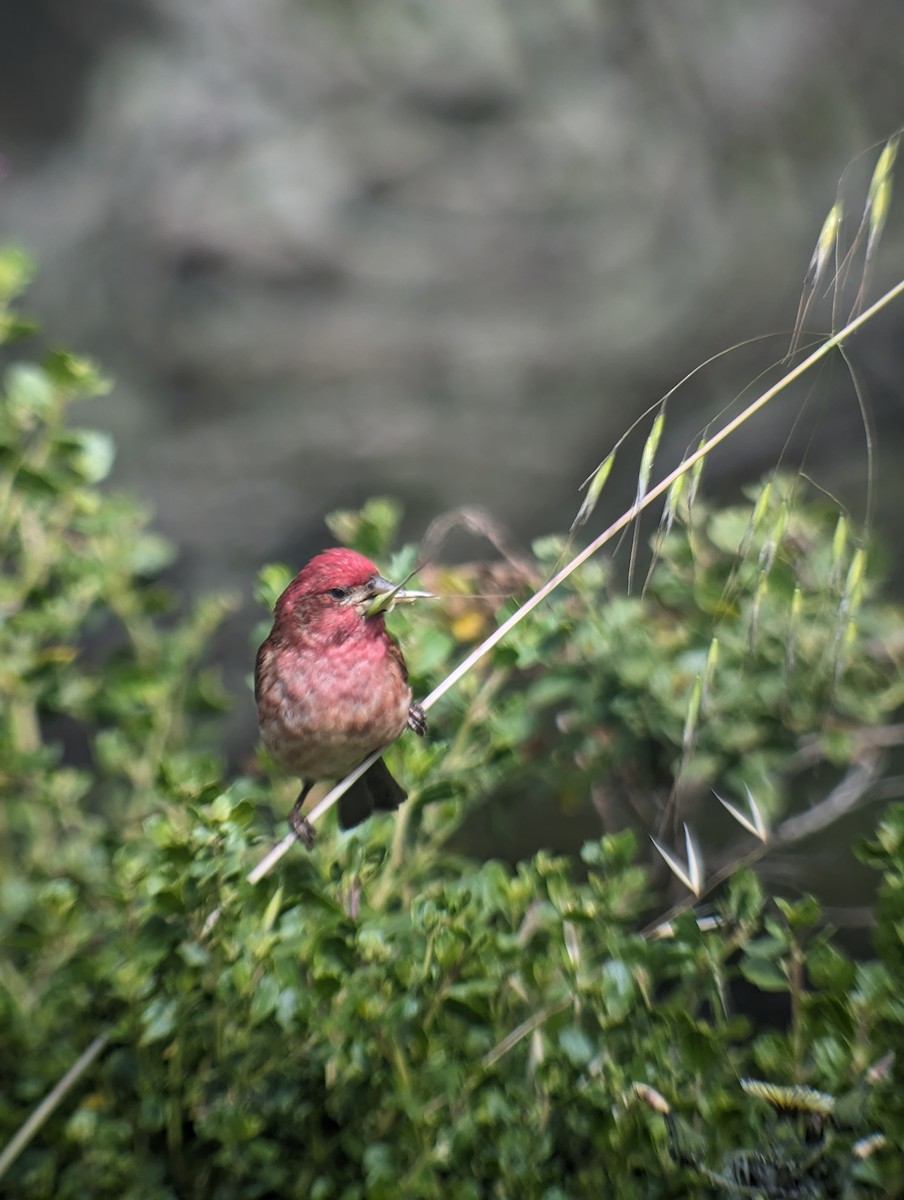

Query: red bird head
[{"left": 273, "top": 548, "right": 431, "bottom": 642}]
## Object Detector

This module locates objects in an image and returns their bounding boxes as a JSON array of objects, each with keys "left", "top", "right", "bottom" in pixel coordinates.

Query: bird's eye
[{"left": 328, "top": 586, "right": 348, "bottom": 601}]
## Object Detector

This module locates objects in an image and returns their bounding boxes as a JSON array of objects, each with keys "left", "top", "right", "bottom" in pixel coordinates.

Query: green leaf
[
  {"left": 140, "top": 998, "right": 178, "bottom": 1044},
  {"left": 255, "top": 562, "right": 295, "bottom": 611},
  {"left": 558, "top": 1026, "right": 594, "bottom": 1067},
  {"left": 261, "top": 885, "right": 284, "bottom": 935},
  {"left": 0, "top": 245, "right": 34, "bottom": 302},
  {"left": 775, "top": 894, "right": 821, "bottom": 930},
  {"left": 5, "top": 361, "right": 55, "bottom": 420},
  {"left": 44, "top": 349, "right": 113, "bottom": 396},
  {"left": 250, "top": 974, "right": 281, "bottom": 1024},
  {"left": 325, "top": 496, "right": 403, "bottom": 559},
  {"left": 127, "top": 532, "right": 176, "bottom": 575},
  {"left": 64, "top": 429, "right": 116, "bottom": 482},
  {"left": 739, "top": 957, "right": 788, "bottom": 992}
]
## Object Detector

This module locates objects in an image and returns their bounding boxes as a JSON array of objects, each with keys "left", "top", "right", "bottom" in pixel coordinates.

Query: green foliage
[
  {"left": 372, "top": 477, "right": 902, "bottom": 854},
  {"left": 544, "top": 480, "right": 899, "bottom": 821},
  {"left": 2, "top": 261, "right": 904, "bottom": 1195},
  {"left": 653, "top": 1072, "right": 891, "bottom": 1197}
]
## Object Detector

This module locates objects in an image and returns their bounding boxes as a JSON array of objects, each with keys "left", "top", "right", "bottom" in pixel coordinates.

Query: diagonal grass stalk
[
  {"left": 4, "top": 275, "right": 904, "bottom": 1186},
  {"left": 247, "top": 273, "right": 904, "bottom": 885}
]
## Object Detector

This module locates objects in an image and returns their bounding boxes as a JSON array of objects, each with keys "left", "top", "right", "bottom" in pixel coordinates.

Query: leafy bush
[{"left": 1, "top": 250, "right": 903, "bottom": 1197}]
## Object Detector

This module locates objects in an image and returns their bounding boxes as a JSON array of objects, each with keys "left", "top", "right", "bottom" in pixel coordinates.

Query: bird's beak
[{"left": 365, "top": 574, "right": 434, "bottom": 616}]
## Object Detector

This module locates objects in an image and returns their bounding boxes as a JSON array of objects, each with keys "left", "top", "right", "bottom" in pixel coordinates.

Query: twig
[
  {"left": 5, "top": 276, "right": 903, "bottom": 1184},
  {"left": 642, "top": 757, "right": 880, "bottom": 937},
  {"left": 481, "top": 997, "right": 572, "bottom": 1069},
  {"left": 0, "top": 1031, "right": 110, "bottom": 1182},
  {"left": 243, "top": 276, "right": 904, "bottom": 887},
  {"left": 773, "top": 756, "right": 879, "bottom": 845},
  {"left": 790, "top": 723, "right": 904, "bottom": 771}
]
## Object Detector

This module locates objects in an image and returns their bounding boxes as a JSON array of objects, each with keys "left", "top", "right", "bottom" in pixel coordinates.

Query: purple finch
[{"left": 255, "top": 548, "right": 430, "bottom": 844}]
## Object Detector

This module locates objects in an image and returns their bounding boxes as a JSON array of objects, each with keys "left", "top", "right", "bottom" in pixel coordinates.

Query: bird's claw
[
  {"left": 407, "top": 702, "right": 427, "bottom": 736},
  {"left": 288, "top": 806, "right": 316, "bottom": 849}
]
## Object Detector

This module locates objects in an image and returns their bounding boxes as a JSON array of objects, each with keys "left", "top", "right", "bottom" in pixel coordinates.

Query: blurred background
[{"left": 2, "top": 0, "right": 904, "bottom": 724}]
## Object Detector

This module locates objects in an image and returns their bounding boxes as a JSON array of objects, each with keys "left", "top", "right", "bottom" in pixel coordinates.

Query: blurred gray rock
[{"left": 3, "top": 0, "right": 903, "bottom": 603}]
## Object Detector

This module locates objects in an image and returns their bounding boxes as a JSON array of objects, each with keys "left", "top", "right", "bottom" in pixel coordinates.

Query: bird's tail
[{"left": 338, "top": 756, "right": 407, "bottom": 829}]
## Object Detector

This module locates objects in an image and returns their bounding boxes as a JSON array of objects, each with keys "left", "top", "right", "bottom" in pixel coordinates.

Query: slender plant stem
[
  {"left": 4, "top": 276, "right": 902, "bottom": 1184},
  {"left": 419, "top": 279, "right": 904, "bottom": 717},
  {"left": 0, "top": 1031, "right": 110, "bottom": 1181},
  {"left": 245, "top": 276, "right": 904, "bottom": 884}
]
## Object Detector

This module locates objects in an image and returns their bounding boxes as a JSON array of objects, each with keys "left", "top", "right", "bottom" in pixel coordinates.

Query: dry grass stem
[{"left": 243, "top": 275, "right": 904, "bottom": 887}]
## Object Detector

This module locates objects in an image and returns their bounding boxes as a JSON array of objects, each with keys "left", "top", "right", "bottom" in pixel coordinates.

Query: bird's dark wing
[
  {"left": 385, "top": 633, "right": 409, "bottom": 685},
  {"left": 253, "top": 639, "right": 270, "bottom": 704}
]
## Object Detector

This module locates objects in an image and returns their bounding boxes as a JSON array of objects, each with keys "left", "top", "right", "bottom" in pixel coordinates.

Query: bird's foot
[
  {"left": 288, "top": 804, "right": 316, "bottom": 849},
  {"left": 407, "top": 702, "right": 427, "bottom": 736}
]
